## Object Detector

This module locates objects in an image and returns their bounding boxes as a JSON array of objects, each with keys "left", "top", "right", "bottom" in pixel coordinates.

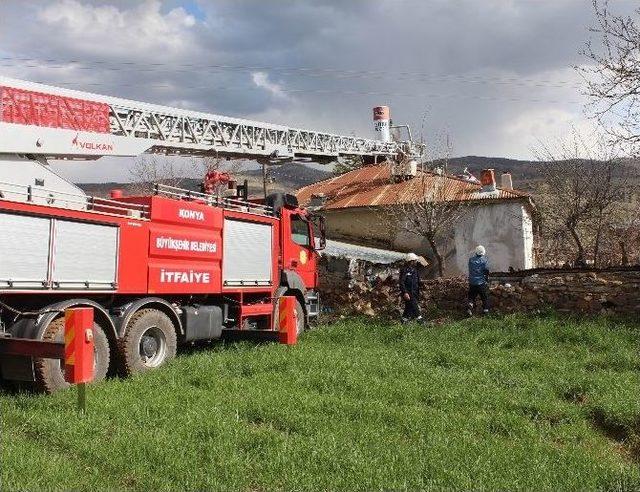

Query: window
[{"left": 291, "top": 215, "right": 310, "bottom": 246}]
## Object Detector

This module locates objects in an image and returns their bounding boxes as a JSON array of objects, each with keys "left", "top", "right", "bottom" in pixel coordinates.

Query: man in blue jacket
[{"left": 467, "top": 245, "right": 490, "bottom": 316}]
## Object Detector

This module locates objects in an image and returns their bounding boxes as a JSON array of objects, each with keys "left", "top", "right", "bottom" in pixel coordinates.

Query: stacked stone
[
  {"left": 318, "top": 256, "right": 403, "bottom": 317},
  {"left": 318, "top": 254, "right": 640, "bottom": 318},
  {"left": 490, "top": 271, "right": 640, "bottom": 315}
]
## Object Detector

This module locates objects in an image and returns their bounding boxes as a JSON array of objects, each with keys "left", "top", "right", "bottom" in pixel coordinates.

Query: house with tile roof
[{"left": 296, "top": 164, "right": 536, "bottom": 276}]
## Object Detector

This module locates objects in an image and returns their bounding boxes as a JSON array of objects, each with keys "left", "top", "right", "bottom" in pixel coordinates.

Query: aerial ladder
[
  {"left": 0, "top": 76, "right": 423, "bottom": 392},
  {"left": 0, "top": 76, "right": 423, "bottom": 193}
]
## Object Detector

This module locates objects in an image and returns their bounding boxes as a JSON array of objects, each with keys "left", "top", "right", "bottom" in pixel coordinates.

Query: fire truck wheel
[
  {"left": 34, "top": 318, "right": 111, "bottom": 394},
  {"left": 119, "top": 309, "right": 177, "bottom": 375}
]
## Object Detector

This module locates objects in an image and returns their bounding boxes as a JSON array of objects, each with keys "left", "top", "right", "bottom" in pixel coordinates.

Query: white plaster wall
[
  {"left": 0, "top": 156, "right": 87, "bottom": 210},
  {"left": 326, "top": 208, "right": 396, "bottom": 249},
  {"left": 324, "top": 201, "right": 535, "bottom": 276},
  {"left": 452, "top": 202, "right": 530, "bottom": 274},
  {"left": 522, "top": 206, "right": 534, "bottom": 269}
]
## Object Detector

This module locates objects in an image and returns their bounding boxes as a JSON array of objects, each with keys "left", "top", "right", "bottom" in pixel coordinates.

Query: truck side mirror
[{"left": 313, "top": 216, "right": 326, "bottom": 251}]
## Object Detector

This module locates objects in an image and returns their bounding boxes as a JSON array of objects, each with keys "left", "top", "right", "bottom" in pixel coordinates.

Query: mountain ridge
[{"left": 76, "top": 155, "right": 637, "bottom": 197}]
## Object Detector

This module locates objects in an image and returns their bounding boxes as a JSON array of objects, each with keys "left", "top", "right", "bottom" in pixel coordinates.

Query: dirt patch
[
  {"left": 590, "top": 409, "right": 640, "bottom": 464},
  {"left": 562, "top": 387, "right": 589, "bottom": 405}
]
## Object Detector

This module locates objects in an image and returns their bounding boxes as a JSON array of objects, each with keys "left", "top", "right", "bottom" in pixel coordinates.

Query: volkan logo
[{"left": 71, "top": 133, "right": 114, "bottom": 152}]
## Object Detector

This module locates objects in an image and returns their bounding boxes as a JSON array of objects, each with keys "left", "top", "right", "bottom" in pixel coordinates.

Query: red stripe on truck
[{"left": 0, "top": 85, "right": 110, "bottom": 133}]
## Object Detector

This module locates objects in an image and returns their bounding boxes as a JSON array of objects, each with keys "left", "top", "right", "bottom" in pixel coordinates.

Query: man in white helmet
[
  {"left": 467, "top": 245, "right": 490, "bottom": 316},
  {"left": 399, "top": 252, "right": 423, "bottom": 322}
]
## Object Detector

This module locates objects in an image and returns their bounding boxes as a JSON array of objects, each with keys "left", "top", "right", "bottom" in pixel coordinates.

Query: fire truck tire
[
  {"left": 34, "top": 318, "right": 111, "bottom": 394},
  {"left": 294, "top": 299, "right": 305, "bottom": 335},
  {"left": 119, "top": 309, "right": 177, "bottom": 375}
]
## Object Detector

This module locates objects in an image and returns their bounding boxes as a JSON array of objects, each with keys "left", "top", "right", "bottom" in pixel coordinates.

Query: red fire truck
[{"left": 0, "top": 77, "right": 421, "bottom": 392}]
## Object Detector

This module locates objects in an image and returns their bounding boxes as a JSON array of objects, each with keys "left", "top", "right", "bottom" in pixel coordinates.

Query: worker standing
[
  {"left": 467, "top": 245, "right": 490, "bottom": 316},
  {"left": 400, "top": 253, "right": 423, "bottom": 323}
]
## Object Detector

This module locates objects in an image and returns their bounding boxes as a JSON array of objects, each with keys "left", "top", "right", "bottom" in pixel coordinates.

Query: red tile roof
[{"left": 296, "top": 164, "right": 531, "bottom": 210}]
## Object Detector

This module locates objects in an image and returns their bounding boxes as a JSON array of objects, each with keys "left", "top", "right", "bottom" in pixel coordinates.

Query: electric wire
[
  {"left": 0, "top": 75, "right": 585, "bottom": 105},
  {"left": 0, "top": 55, "right": 584, "bottom": 89}
]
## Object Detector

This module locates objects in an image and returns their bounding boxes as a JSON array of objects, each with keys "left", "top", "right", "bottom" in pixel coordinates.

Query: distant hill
[
  {"left": 76, "top": 163, "right": 333, "bottom": 197},
  {"left": 75, "top": 156, "right": 639, "bottom": 198},
  {"left": 435, "top": 156, "right": 640, "bottom": 192},
  {"left": 445, "top": 156, "right": 539, "bottom": 175},
  {"left": 436, "top": 156, "right": 543, "bottom": 192}
]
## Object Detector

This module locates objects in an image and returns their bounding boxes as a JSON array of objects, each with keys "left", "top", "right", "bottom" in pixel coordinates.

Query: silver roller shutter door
[
  {"left": 52, "top": 220, "right": 118, "bottom": 288},
  {"left": 223, "top": 219, "right": 272, "bottom": 285},
  {"left": 0, "top": 213, "right": 51, "bottom": 288}
]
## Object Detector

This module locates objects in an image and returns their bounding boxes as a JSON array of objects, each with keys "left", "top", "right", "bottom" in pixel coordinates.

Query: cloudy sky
[{"left": 0, "top": 0, "right": 635, "bottom": 181}]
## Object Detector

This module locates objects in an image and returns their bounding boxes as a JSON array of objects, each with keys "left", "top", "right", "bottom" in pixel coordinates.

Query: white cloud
[
  {"left": 36, "top": 0, "right": 198, "bottom": 59},
  {"left": 3, "top": 0, "right": 638, "bottom": 181},
  {"left": 502, "top": 108, "right": 599, "bottom": 154},
  {"left": 251, "top": 71, "right": 290, "bottom": 101}
]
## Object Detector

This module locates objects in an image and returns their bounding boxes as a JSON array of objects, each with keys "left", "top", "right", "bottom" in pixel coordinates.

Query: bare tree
[
  {"left": 129, "top": 155, "right": 191, "bottom": 194},
  {"left": 596, "top": 204, "right": 640, "bottom": 266},
  {"left": 582, "top": 1, "right": 640, "bottom": 154},
  {"left": 397, "top": 176, "right": 468, "bottom": 277},
  {"left": 193, "top": 155, "right": 245, "bottom": 181},
  {"left": 534, "top": 132, "right": 635, "bottom": 266},
  {"left": 333, "top": 155, "right": 364, "bottom": 176},
  {"left": 383, "top": 135, "right": 468, "bottom": 277}
]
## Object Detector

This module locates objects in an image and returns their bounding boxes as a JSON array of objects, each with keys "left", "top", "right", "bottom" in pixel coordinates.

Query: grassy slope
[{"left": 1, "top": 315, "right": 639, "bottom": 491}]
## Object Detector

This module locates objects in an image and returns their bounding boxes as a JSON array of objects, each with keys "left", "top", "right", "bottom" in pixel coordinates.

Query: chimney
[
  {"left": 480, "top": 168, "right": 496, "bottom": 192},
  {"left": 501, "top": 172, "right": 513, "bottom": 190}
]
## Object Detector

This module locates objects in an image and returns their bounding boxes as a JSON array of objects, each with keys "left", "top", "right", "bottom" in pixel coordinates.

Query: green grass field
[{"left": 2, "top": 314, "right": 639, "bottom": 491}]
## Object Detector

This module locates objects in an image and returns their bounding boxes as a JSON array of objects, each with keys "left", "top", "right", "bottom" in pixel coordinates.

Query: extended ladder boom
[{"left": 0, "top": 77, "right": 423, "bottom": 161}]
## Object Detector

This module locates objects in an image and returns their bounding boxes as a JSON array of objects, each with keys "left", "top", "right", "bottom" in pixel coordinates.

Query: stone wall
[
  {"left": 318, "top": 256, "right": 640, "bottom": 317},
  {"left": 490, "top": 269, "right": 640, "bottom": 315}
]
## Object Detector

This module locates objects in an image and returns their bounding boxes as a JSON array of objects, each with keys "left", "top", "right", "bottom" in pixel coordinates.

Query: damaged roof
[
  {"left": 296, "top": 164, "right": 531, "bottom": 210},
  {"left": 323, "top": 239, "right": 408, "bottom": 264}
]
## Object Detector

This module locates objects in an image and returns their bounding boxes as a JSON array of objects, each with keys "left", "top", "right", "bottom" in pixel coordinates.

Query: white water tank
[{"left": 373, "top": 106, "right": 390, "bottom": 143}]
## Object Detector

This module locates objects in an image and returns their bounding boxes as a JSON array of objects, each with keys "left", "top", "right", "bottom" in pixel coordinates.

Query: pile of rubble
[
  {"left": 318, "top": 253, "right": 469, "bottom": 317},
  {"left": 318, "top": 255, "right": 402, "bottom": 317}
]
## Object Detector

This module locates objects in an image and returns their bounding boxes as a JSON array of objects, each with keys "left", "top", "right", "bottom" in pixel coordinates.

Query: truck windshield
[{"left": 291, "top": 215, "right": 310, "bottom": 246}]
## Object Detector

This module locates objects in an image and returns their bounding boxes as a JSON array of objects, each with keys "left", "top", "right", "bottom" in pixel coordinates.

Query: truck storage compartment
[
  {"left": 222, "top": 218, "right": 272, "bottom": 286},
  {"left": 0, "top": 213, "right": 50, "bottom": 289},
  {"left": 0, "top": 211, "right": 118, "bottom": 290},
  {"left": 52, "top": 220, "right": 118, "bottom": 289}
]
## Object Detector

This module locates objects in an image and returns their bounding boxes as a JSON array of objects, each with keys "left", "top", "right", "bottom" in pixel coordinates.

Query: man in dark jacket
[
  {"left": 467, "top": 245, "right": 490, "bottom": 316},
  {"left": 400, "top": 253, "right": 423, "bottom": 323}
]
